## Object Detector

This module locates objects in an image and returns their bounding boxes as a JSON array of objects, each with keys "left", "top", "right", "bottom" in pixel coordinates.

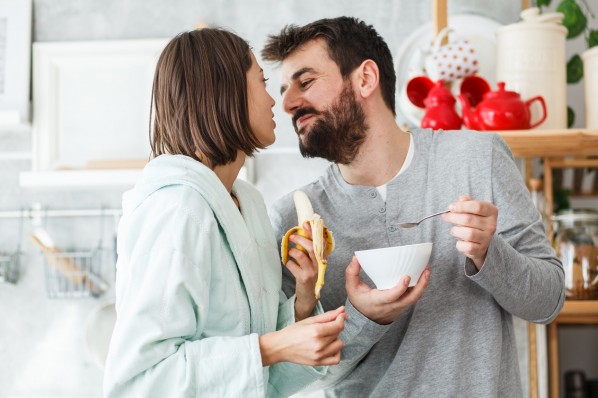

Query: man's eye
[{"left": 300, "top": 79, "right": 314, "bottom": 88}]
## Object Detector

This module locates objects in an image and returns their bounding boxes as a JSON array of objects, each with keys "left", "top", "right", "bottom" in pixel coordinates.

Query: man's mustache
[{"left": 292, "top": 107, "right": 320, "bottom": 132}]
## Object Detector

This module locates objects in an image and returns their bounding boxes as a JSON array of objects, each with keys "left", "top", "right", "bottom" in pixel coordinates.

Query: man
[{"left": 262, "top": 17, "right": 564, "bottom": 397}]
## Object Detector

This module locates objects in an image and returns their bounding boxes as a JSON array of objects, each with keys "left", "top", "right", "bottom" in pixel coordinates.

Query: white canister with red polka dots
[{"left": 424, "top": 28, "right": 479, "bottom": 84}]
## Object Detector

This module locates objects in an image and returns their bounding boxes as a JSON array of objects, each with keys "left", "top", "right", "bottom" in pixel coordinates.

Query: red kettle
[{"left": 458, "top": 80, "right": 547, "bottom": 131}]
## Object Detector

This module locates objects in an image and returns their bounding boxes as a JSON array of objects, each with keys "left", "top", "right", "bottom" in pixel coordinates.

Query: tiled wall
[{"left": 0, "top": 1, "right": 532, "bottom": 397}]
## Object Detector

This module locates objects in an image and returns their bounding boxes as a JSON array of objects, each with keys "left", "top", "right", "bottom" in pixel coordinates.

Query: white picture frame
[
  {"left": 0, "top": 0, "right": 32, "bottom": 125},
  {"left": 31, "top": 39, "right": 168, "bottom": 173}
]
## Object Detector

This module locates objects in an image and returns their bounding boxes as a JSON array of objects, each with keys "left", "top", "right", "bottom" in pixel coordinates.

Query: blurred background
[{"left": 0, "top": 0, "right": 596, "bottom": 397}]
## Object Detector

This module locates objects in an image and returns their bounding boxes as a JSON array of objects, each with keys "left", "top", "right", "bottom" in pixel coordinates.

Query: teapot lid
[
  {"left": 428, "top": 80, "right": 454, "bottom": 99},
  {"left": 483, "top": 82, "right": 521, "bottom": 100}
]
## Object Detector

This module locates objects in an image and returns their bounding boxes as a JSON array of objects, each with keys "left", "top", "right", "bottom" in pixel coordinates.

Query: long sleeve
[
  {"left": 266, "top": 294, "right": 327, "bottom": 397},
  {"left": 465, "top": 134, "right": 565, "bottom": 323}
]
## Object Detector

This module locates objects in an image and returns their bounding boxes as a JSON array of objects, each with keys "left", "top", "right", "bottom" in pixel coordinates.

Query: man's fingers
[
  {"left": 377, "top": 275, "right": 411, "bottom": 302},
  {"left": 401, "top": 267, "right": 431, "bottom": 303},
  {"left": 345, "top": 256, "right": 362, "bottom": 293}
]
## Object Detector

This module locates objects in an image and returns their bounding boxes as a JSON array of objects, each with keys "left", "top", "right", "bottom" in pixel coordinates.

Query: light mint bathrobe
[{"left": 103, "top": 154, "right": 325, "bottom": 397}]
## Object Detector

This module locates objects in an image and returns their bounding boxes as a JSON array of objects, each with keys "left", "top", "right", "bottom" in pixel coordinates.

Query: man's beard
[{"left": 293, "top": 82, "right": 368, "bottom": 165}]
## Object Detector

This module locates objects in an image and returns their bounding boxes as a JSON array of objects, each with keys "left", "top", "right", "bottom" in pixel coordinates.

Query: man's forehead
[{"left": 280, "top": 42, "right": 334, "bottom": 78}]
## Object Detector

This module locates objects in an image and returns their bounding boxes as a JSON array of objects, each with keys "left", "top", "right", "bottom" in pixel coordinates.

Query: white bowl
[{"left": 355, "top": 243, "right": 433, "bottom": 289}]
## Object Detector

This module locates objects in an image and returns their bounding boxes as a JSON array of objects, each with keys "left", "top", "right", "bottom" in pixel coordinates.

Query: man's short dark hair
[{"left": 262, "top": 16, "right": 396, "bottom": 115}]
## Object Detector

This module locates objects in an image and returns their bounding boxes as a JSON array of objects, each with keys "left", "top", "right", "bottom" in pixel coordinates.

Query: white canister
[
  {"left": 496, "top": 7, "right": 568, "bottom": 129},
  {"left": 582, "top": 46, "right": 598, "bottom": 129}
]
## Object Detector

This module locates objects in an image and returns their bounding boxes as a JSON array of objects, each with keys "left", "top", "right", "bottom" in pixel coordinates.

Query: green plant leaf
[
  {"left": 566, "top": 54, "right": 584, "bottom": 83},
  {"left": 537, "top": 0, "right": 552, "bottom": 7},
  {"left": 557, "top": 0, "right": 588, "bottom": 39},
  {"left": 589, "top": 29, "right": 598, "bottom": 48},
  {"left": 553, "top": 188, "right": 571, "bottom": 212},
  {"left": 567, "top": 106, "right": 575, "bottom": 128}
]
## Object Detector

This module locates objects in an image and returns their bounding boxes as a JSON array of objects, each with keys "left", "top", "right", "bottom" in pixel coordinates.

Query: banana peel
[{"left": 281, "top": 190, "right": 334, "bottom": 299}]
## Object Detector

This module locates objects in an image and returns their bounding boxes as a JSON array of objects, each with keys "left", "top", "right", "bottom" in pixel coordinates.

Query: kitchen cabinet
[
  {"left": 547, "top": 301, "right": 598, "bottom": 398},
  {"left": 20, "top": 39, "right": 168, "bottom": 188},
  {"left": 496, "top": 128, "right": 598, "bottom": 398}
]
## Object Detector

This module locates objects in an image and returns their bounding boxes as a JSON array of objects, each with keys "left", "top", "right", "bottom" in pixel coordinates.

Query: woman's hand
[
  {"left": 284, "top": 222, "right": 319, "bottom": 320},
  {"left": 259, "top": 307, "right": 346, "bottom": 367}
]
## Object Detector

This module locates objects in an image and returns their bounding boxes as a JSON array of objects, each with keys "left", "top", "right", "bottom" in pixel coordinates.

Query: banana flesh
[{"left": 281, "top": 190, "right": 334, "bottom": 299}]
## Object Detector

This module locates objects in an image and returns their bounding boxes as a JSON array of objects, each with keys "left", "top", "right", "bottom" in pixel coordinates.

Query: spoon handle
[{"left": 420, "top": 209, "right": 450, "bottom": 222}]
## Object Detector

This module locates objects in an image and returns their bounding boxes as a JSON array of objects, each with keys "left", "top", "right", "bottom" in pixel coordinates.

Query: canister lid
[{"left": 497, "top": 7, "right": 568, "bottom": 35}]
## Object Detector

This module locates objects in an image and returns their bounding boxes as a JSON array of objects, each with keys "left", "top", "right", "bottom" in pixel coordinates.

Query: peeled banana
[{"left": 281, "top": 190, "right": 335, "bottom": 299}]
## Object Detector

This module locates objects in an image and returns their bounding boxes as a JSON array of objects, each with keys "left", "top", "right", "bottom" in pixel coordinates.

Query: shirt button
[
  {"left": 369, "top": 191, "right": 377, "bottom": 198},
  {"left": 388, "top": 226, "right": 397, "bottom": 232},
  {"left": 379, "top": 207, "right": 386, "bottom": 213}
]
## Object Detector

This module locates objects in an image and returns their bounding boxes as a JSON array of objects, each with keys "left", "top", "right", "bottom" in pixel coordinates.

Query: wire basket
[
  {"left": 43, "top": 246, "right": 109, "bottom": 299},
  {"left": 0, "top": 212, "right": 24, "bottom": 284},
  {"left": 0, "top": 250, "right": 20, "bottom": 284}
]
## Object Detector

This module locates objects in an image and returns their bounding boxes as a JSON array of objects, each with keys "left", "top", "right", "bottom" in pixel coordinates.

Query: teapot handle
[
  {"left": 526, "top": 96, "right": 547, "bottom": 129},
  {"left": 431, "top": 27, "right": 454, "bottom": 51}
]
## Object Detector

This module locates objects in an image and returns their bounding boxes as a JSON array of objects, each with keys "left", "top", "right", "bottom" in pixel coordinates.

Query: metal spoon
[{"left": 398, "top": 210, "right": 450, "bottom": 228}]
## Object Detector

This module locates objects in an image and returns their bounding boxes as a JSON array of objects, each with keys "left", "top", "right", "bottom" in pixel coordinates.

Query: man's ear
[{"left": 355, "top": 59, "right": 379, "bottom": 99}]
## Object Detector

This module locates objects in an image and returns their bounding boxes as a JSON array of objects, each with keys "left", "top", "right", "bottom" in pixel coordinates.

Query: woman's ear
[{"left": 355, "top": 59, "right": 379, "bottom": 99}]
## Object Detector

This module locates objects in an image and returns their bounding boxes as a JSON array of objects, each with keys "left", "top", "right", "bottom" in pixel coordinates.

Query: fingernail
[
  {"left": 448, "top": 204, "right": 456, "bottom": 211},
  {"left": 425, "top": 270, "right": 431, "bottom": 280},
  {"left": 404, "top": 276, "right": 410, "bottom": 286}
]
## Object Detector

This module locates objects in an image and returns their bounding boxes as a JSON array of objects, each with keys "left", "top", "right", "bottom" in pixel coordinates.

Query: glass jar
[{"left": 553, "top": 209, "right": 598, "bottom": 300}]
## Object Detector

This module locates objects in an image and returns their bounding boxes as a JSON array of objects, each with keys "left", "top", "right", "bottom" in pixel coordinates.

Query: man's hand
[
  {"left": 442, "top": 195, "right": 498, "bottom": 270},
  {"left": 345, "top": 256, "right": 430, "bottom": 325}
]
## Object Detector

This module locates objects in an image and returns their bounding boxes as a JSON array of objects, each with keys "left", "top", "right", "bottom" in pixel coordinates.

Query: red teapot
[
  {"left": 406, "top": 77, "right": 461, "bottom": 130},
  {"left": 458, "top": 80, "right": 547, "bottom": 131}
]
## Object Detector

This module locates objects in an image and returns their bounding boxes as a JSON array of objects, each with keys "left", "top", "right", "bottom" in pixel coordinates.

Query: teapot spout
[{"left": 458, "top": 93, "right": 480, "bottom": 130}]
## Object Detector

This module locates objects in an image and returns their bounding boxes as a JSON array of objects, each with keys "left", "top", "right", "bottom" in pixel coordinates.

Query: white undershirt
[{"left": 376, "top": 134, "right": 414, "bottom": 202}]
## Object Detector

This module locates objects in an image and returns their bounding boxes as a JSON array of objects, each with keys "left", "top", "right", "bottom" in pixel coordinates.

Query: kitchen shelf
[
  {"left": 548, "top": 301, "right": 598, "bottom": 398},
  {"left": 19, "top": 169, "right": 143, "bottom": 189},
  {"left": 555, "top": 300, "right": 598, "bottom": 320},
  {"left": 494, "top": 128, "right": 598, "bottom": 398},
  {"left": 496, "top": 129, "right": 598, "bottom": 158}
]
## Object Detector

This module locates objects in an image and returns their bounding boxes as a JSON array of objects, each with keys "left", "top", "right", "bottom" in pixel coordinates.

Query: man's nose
[{"left": 282, "top": 86, "right": 302, "bottom": 115}]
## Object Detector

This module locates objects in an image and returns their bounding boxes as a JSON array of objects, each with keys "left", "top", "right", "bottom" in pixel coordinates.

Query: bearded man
[{"left": 262, "top": 16, "right": 564, "bottom": 398}]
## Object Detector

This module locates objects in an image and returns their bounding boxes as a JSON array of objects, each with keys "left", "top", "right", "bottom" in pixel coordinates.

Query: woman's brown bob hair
[{"left": 150, "top": 28, "right": 265, "bottom": 166}]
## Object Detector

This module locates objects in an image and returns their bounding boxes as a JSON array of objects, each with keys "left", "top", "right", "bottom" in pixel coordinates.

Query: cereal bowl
[{"left": 355, "top": 242, "right": 433, "bottom": 289}]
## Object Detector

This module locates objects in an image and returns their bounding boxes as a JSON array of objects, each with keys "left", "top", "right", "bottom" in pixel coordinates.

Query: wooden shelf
[
  {"left": 492, "top": 128, "right": 598, "bottom": 398},
  {"left": 549, "top": 300, "right": 598, "bottom": 398},
  {"left": 496, "top": 129, "right": 598, "bottom": 158},
  {"left": 555, "top": 300, "right": 598, "bottom": 320}
]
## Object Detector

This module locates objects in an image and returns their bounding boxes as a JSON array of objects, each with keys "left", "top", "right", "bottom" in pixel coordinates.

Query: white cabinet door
[{"left": 25, "top": 39, "right": 168, "bottom": 187}]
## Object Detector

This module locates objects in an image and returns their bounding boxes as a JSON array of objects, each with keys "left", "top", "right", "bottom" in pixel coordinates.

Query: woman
[{"left": 103, "top": 28, "right": 345, "bottom": 397}]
